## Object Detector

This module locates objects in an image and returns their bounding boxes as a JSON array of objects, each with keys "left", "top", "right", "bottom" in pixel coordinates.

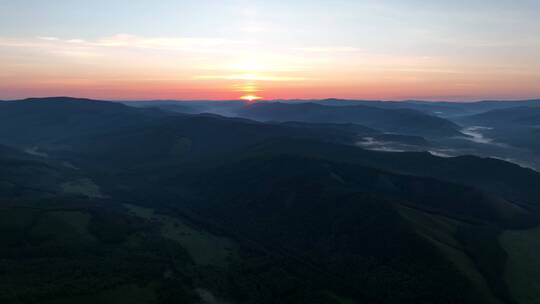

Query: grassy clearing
[
  {"left": 48, "top": 211, "right": 95, "bottom": 241},
  {"left": 322, "top": 291, "right": 356, "bottom": 304},
  {"left": 45, "top": 284, "right": 157, "bottom": 304},
  {"left": 30, "top": 210, "right": 95, "bottom": 243},
  {"left": 125, "top": 204, "right": 237, "bottom": 266},
  {"left": 61, "top": 178, "right": 105, "bottom": 198},
  {"left": 397, "top": 206, "right": 503, "bottom": 304},
  {"left": 0, "top": 207, "right": 38, "bottom": 245},
  {"left": 501, "top": 227, "right": 540, "bottom": 304},
  {"left": 196, "top": 288, "right": 230, "bottom": 304},
  {"left": 0, "top": 207, "right": 37, "bottom": 230},
  {"left": 125, "top": 204, "right": 155, "bottom": 219}
]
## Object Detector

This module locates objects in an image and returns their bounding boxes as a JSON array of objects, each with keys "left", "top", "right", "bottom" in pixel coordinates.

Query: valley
[{"left": 1, "top": 97, "right": 540, "bottom": 303}]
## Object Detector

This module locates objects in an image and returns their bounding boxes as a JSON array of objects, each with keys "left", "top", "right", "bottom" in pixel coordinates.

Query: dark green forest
[{"left": 2, "top": 98, "right": 540, "bottom": 303}]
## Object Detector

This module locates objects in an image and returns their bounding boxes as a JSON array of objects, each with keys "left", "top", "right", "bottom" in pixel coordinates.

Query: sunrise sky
[{"left": 1, "top": 0, "right": 539, "bottom": 101}]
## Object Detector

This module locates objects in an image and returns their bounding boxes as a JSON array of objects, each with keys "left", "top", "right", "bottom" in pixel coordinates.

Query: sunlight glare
[{"left": 240, "top": 95, "right": 262, "bottom": 102}]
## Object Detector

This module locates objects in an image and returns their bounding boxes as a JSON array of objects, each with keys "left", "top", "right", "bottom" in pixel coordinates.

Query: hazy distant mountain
[
  {"left": 2, "top": 97, "right": 540, "bottom": 304},
  {"left": 452, "top": 106, "right": 540, "bottom": 158},
  {"left": 277, "top": 121, "right": 379, "bottom": 135},
  {"left": 124, "top": 100, "right": 245, "bottom": 116},
  {"left": 52, "top": 114, "right": 372, "bottom": 167},
  {"left": 0, "top": 97, "right": 167, "bottom": 147},
  {"left": 129, "top": 100, "right": 463, "bottom": 137},
  {"left": 315, "top": 98, "right": 540, "bottom": 117},
  {"left": 125, "top": 98, "right": 540, "bottom": 118},
  {"left": 3, "top": 98, "right": 536, "bottom": 206},
  {"left": 0, "top": 98, "right": 373, "bottom": 167},
  {"left": 461, "top": 106, "right": 540, "bottom": 127},
  {"left": 236, "top": 102, "right": 463, "bottom": 138}
]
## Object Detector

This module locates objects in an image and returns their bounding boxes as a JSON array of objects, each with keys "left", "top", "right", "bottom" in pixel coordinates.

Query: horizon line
[{"left": 3, "top": 95, "right": 540, "bottom": 104}]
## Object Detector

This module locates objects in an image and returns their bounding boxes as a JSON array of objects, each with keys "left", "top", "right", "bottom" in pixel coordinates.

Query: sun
[
  {"left": 240, "top": 95, "right": 262, "bottom": 102},
  {"left": 232, "top": 60, "right": 266, "bottom": 102}
]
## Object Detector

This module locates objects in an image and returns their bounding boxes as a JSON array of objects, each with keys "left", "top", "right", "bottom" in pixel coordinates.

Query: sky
[{"left": 1, "top": 0, "right": 539, "bottom": 101}]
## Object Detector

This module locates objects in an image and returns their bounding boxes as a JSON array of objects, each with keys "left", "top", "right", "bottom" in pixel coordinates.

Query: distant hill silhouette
[
  {"left": 236, "top": 102, "right": 463, "bottom": 138},
  {"left": 462, "top": 106, "right": 540, "bottom": 127},
  {"left": 2, "top": 96, "right": 540, "bottom": 304}
]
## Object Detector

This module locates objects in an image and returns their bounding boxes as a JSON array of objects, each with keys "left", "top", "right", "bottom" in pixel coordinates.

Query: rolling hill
[
  {"left": 0, "top": 97, "right": 167, "bottom": 147},
  {"left": 235, "top": 102, "right": 463, "bottom": 138},
  {"left": 2, "top": 97, "right": 540, "bottom": 303},
  {"left": 460, "top": 106, "right": 540, "bottom": 127}
]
